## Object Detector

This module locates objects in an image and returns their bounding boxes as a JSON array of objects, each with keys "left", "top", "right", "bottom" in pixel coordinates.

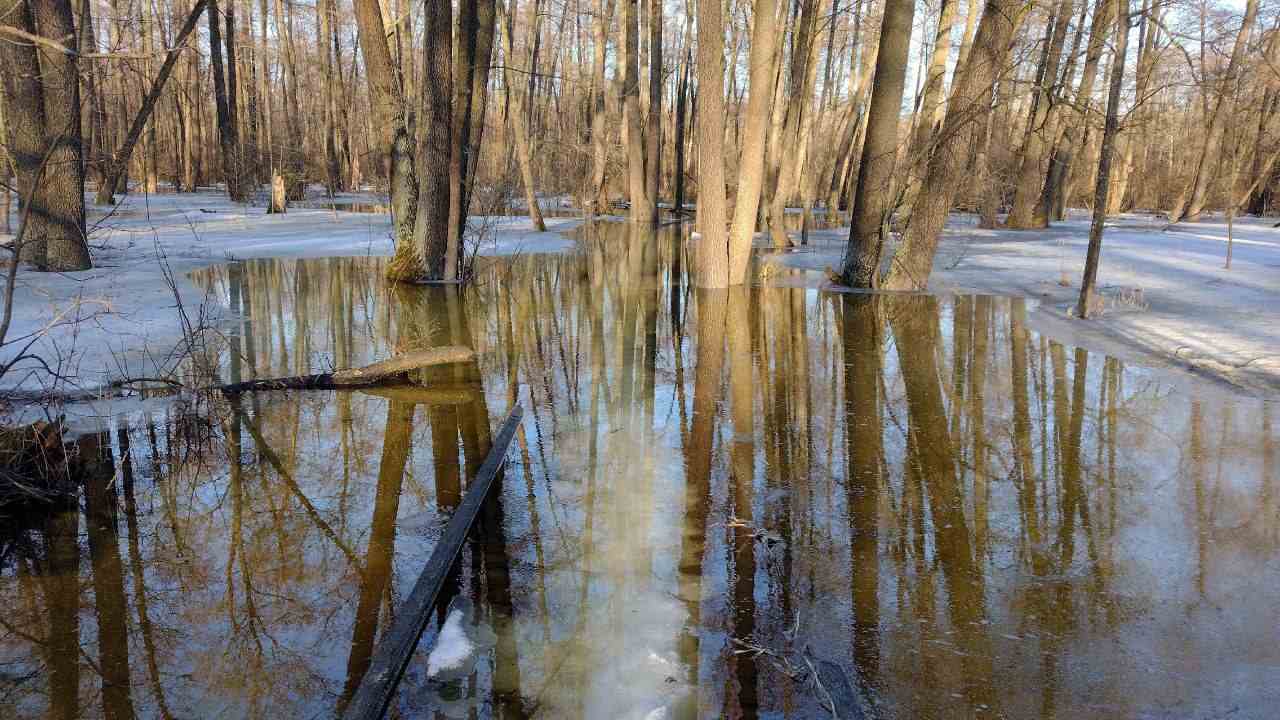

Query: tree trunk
[
  {"left": 410, "top": 0, "right": 454, "bottom": 280},
  {"left": 902, "top": 0, "right": 958, "bottom": 211},
  {"left": 621, "top": 0, "right": 652, "bottom": 222},
  {"left": 727, "top": 0, "right": 780, "bottom": 284},
  {"left": 1037, "top": 0, "right": 1112, "bottom": 223},
  {"left": 694, "top": 0, "right": 728, "bottom": 286},
  {"left": 1076, "top": 0, "right": 1130, "bottom": 318},
  {"left": 1006, "top": 0, "right": 1074, "bottom": 228},
  {"left": 673, "top": 47, "right": 691, "bottom": 214},
  {"left": 501, "top": 0, "right": 547, "bottom": 232},
  {"left": 840, "top": 0, "right": 915, "bottom": 287},
  {"left": 766, "top": 0, "right": 820, "bottom": 246},
  {"left": 644, "top": 0, "right": 662, "bottom": 218},
  {"left": 96, "top": 0, "right": 208, "bottom": 205},
  {"left": 445, "top": 0, "right": 479, "bottom": 279},
  {"left": 884, "top": 0, "right": 1027, "bottom": 290},
  {"left": 0, "top": 0, "right": 47, "bottom": 262},
  {"left": 1173, "top": 0, "right": 1258, "bottom": 222},
  {"left": 208, "top": 0, "right": 245, "bottom": 202},
  {"left": 22, "top": 0, "right": 91, "bottom": 271},
  {"left": 588, "top": 0, "right": 611, "bottom": 211}
]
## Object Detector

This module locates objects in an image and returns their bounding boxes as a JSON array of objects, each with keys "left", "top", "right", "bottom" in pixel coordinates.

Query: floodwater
[{"left": 1, "top": 222, "right": 1277, "bottom": 719}]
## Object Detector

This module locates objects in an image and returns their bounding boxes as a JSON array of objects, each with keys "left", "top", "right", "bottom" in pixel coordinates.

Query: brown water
[{"left": 1, "top": 222, "right": 1277, "bottom": 719}]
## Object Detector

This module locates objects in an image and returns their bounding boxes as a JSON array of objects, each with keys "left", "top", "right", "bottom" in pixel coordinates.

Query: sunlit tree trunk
[
  {"left": 1076, "top": 0, "right": 1130, "bottom": 318},
  {"left": 501, "top": 0, "right": 547, "bottom": 232},
  {"left": 694, "top": 0, "right": 728, "bottom": 286},
  {"left": 727, "top": 0, "right": 780, "bottom": 284},
  {"left": 840, "top": 0, "right": 915, "bottom": 287},
  {"left": 1006, "top": 0, "right": 1073, "bottom": 229},
  {"left": 410, "top": 0, "right": 454, "bottom": 280},
  {"left": 1172, "top": 0, "right": 1258, "bottom": 222},
  {"left": 885, "top": 0, "right": 1028, "bottom": 290}
]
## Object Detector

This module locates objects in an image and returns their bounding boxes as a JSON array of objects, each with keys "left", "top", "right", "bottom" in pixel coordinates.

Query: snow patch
[{"left": 426, "top": 609, "right": 474, "bottom": 678}]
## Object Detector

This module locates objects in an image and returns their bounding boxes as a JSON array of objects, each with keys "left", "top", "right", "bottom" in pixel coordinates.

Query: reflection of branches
[{"left": 236, "top": 406, "right": 366, "bottom": 577}]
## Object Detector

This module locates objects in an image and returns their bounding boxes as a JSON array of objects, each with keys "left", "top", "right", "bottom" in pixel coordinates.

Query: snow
[
  {"left": 425, "top": 608, "right": 474, "bottom": 678},
  {"left": 771, "top": 210, "right": 1280, "bottom": 396},
  {"left": 0, "top": 189, "right": 580, "bottom": 397},
  {"left": 4, "top": 190, "right": 1279, "bottom": 401}
]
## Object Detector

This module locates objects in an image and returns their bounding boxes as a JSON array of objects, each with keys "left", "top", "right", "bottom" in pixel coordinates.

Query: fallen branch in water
[
  {"left": 213, "top": 346, "right": 476, "bottom": 394},
  {"left": 2, "top": 347, "right": 477, "bottom": 407}
]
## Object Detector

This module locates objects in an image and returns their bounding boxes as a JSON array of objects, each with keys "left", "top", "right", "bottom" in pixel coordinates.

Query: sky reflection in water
[{"left": 1, "top": 221, "right": 1277, "bottom": 719}]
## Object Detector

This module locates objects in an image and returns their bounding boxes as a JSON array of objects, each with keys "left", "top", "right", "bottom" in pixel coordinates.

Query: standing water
[{"left": 0, "top": 222, "right": 1276, "bottom": 718}]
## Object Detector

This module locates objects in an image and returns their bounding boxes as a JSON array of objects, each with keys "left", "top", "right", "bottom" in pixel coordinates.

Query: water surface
[{"left": 1, "top": 222, "right": 1276, "bottom": 719}]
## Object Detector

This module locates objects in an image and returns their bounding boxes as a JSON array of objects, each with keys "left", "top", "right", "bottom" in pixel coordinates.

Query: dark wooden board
[{"left": 340, "top": 405, "right": 523, "bottom": 720}]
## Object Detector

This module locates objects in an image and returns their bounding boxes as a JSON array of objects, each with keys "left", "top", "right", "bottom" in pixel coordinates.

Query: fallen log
[
  {"left": 341, "top": 405, "right": 522, "bottom": 720},
  {"left": 214, "top": 346, "right": 476, "bottom": 394}
]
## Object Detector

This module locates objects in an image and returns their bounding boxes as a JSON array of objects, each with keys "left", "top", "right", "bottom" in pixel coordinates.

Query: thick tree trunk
[
  {"left": 840, "top": 0, "right": 915, "bottom": 287},
  {"left": 694, "top": 0, "right": 728, "bottom": 286},
  {"left": 727, "top": 0, "right": 780, "bottom": 284},
  {"left": 621, "top": 0, "right": 652, "bottom": 222},
  {"left": 1006, "top": 0, "right": 1073, "bottom": 228},
  {"left": 208, "top": 0, "right": 246, "bottom": 202},
  {"left": 644, "top": 0, "right": 662, "bottom": 218},
  {"left": 884, "top": 0, "right": 1027, "bottom": 290},
  {"left": 27, "top": 0, "right": 90, "bottom": 271},
  {"left": 410, "top": 0, "right": 454, "bottom": 280},
  {"left": 588, "top": 0, "right": 611, "bottom": 211},
  {"left": 352, "top": 0, "right": 420, "bottom": 277},
  {"left": 0, "top": 0, "right": 49, "bottom": 263}
]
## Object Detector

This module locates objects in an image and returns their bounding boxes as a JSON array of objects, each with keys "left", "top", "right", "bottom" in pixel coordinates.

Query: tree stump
[{"left": 269, "top": 173, "right": 288, "bottom": 214}]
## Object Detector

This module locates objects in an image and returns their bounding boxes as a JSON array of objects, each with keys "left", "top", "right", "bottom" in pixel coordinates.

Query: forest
[{"left": 1, "top": 0, "right": 1279, "bottom": 717}]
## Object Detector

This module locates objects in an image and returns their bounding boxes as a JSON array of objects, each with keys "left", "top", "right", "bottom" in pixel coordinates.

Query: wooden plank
[{"left": 340, "top": 405, "right": 523, "bottom": 720}]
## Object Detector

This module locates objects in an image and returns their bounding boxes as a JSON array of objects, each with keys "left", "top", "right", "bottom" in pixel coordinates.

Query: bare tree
[
  {"left": 727, "top": 0, "right": 780, "bottom": 285},
  {"left": 695, "top": 0, "right": 729, "bottom": 286},
  {"left": 840, "top": 0, "right": 916, "bottom": 287},
  {"left": 1077, "top": 0, "right": 1131, "bottom": 318}
]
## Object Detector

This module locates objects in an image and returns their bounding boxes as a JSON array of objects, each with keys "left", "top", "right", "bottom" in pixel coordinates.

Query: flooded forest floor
[{"left": 1, "top": 191, "right": 1278, "bottom": 718}]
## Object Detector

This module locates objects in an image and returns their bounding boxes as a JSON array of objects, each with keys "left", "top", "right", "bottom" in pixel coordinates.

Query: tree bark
[
  {"left": 884, "top": 0, "right": 1028, "bottom": 290},
  {"left": 208, "top": 0, "right": 246, "bottom": 202},
  {"left": 410, "top": 0, "right": 454, "bottom": 280},
  {"left": 351, "top": 0, "right": 422, "bottom": 279},
  {"left": 644, "top": 0, "right": 662, "bottom": 219},
  {"left": 1172, "top": 0, "right": 1258, "bottom": 222},
  {"left": 28, "top": 0, "right": 90, "bottom": 271},
  {"left": 694, "top": 0, "right": 729, "bottom": 286},
  {"left": 588, "top": 0, "right": 612, "bottom": 211},
  {"left": 621, "top": 0, "right": 652, "bottom": 222},
  {"left": 840, "top": 0, "right": 916, "bottom": 287},
  {"left": 1077, "top": 0, "right": 1130, "bottom": 318},
  {"left": 0, "top": 0, "right": 48, "bottom": 263},
  {"left": 501, "top": 0, "right": 547, "bottom": 232},
  {"left": 727, "top": 0, "right": 780, "bottom": 284}
]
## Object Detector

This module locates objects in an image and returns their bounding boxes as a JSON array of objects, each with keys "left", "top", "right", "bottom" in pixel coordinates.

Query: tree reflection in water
[{"left": 1, "top": 221, "right": 1277, "bottom": 719}]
